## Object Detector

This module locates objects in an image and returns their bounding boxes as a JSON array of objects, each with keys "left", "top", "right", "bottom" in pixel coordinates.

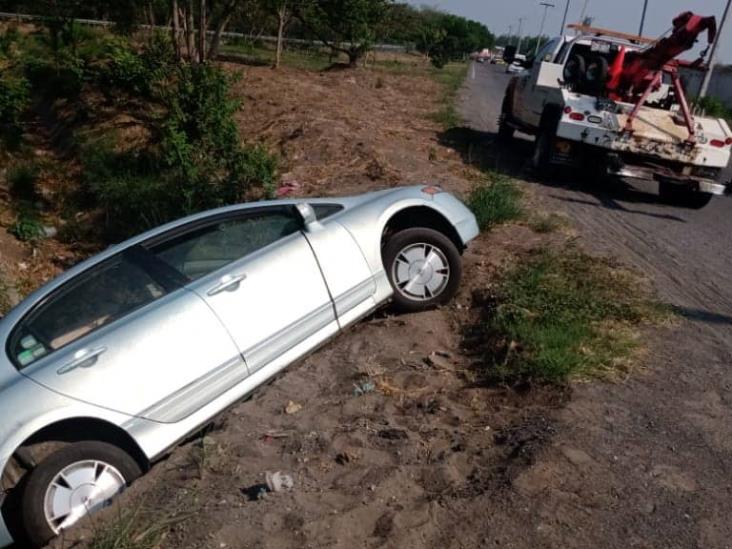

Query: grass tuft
[
  {"left": 468, "top": 174, "right": 522, "bottom": 230},
  {"left": 528, "top": 212, "right": 568, "bottom": 234},
  {"left": 475, "top": 248, "right": 671, "bottom": 385},
  {"left": 429, "top": 62, "right": 468, "bottom": 129}
]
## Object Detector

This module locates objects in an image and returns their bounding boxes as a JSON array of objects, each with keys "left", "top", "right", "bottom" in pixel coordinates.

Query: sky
[{"left": 405, "top": 0, "right": 732, "bottom": 64}]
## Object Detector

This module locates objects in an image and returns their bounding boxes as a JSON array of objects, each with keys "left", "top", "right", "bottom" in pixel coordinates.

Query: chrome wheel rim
[
  {"left": 392, "top": 242, "right": 450, "bottom": 301},
  {"left": 44, "top": 460, "right": 126, "bottom": 534}
]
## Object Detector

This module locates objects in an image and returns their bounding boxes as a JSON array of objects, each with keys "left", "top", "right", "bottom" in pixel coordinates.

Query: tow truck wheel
[
  {"left": 659, "top": 181, "right": 713, "bottom": 209},
  {"left": 532, "top": 107, "right": 561, "bottom": 178},
  {"left": 497, "top": 92, "right": 515, "bottom": 142}
]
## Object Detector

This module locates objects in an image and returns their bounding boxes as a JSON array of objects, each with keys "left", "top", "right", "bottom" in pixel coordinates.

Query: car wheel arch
[
  {"left": 1, "top": 417, "right": 149, "bottom": 492},
  {"left": 380, "top": 205, "right": 464, "bottom": 264}
]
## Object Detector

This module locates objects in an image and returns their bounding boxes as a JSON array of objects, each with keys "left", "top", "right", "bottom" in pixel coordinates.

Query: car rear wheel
[
  {"left": 384, "top": 228, "right": 462, "bottom": 312},
  {"left": 21, "top": 441, "right": 141, "bottom": 547}
]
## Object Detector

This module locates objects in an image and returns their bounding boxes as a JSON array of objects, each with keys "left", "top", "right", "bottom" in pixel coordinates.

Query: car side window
[
  {"left": 149, "top": 208, "right": 302, "bottom": 281},
  {"left": 10, "top": 255, "right": 167, "bottom": 368}
]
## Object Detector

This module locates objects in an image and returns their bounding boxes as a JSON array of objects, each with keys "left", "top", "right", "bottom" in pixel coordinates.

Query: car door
[
  {"left": 303, "top": 204, "right": 376, "bottom": 327},
  {"left": 15, "top": 249, "right": 243, "bottom": 422},
  {"left": 146, "top": 206, "right": 337, "bottom": 376}
]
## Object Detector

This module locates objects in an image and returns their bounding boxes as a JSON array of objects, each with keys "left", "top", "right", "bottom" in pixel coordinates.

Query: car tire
[
  {"left": 21, "top": 441, "right": 142, "bottom": 547},
  {"left": 658, "top": 181, "right": 713, "bottom": 209},
  {"left": 383, "top": 228, "right": 462, "bottom": 313}
]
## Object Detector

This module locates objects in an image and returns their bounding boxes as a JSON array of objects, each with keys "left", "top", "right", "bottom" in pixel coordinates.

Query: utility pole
[
  {"left": 700, "top": 0, "right": 732, "bottom": 98},
  {"left": 559, "top": 0, "right": 570, "bottom": 34},
  {"left": 508, "top": 24, "right": 514, "bottom": 46},
  {"left": 638, "top": 0, "right": 649, "bottom": 36},
  {"left": 516, "top": 17, "right": 525, "bottom": 54},
  {"left": 536, "top": 2, "right": 555, "bottom": 55}
]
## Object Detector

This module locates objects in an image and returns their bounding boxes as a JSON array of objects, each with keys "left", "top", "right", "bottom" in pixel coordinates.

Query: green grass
[
  {"left": 528, "top": 212, "right": 568, "bottom": 234},
  {"left": 478, "top": 249, "right": 671, "bottom": 384},
  {"left": 468, "top": 174, "right": 523, "bottom": 230},
  {"left": 428, "top": 62, "right": 468, "bottom": 129},
  {"left": 219, "top": 42, "right": 333, "bottom": 71}
]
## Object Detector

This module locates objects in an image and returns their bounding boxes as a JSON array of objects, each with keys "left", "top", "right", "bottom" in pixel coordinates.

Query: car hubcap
[
  {"left": 44, "top": 460, "right": 126, "bottom": 534},
  {"left": 392, "top": 243, "right": 450, "bottom": 301}
]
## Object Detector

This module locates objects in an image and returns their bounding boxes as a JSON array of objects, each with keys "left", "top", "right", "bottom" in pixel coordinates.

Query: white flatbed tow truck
[{"left": 499, "top": 13, "right": 732, "bottom": 208}]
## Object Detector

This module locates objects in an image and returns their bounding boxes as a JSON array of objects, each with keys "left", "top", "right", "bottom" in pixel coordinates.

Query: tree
[
  {"left": 168, "top": 0, "right": 243, "bottom": 63},
  {"left": 295, "top": 0, "right": 392, "bottom": 67}
]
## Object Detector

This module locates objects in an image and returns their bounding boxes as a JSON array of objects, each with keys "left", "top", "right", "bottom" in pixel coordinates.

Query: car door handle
[
  {"left": 207, "top": 273, "right": 247, "bottom": 296},
  {"left": 57, "top": 346, "right": 107, "bottom": 375}
]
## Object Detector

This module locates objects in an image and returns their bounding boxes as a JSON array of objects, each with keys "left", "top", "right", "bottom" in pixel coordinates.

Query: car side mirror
[{"left": 295, "top": 203, "right": 321, "bottom": 231}]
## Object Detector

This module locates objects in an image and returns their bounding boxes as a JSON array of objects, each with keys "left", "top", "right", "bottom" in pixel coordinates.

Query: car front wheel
[
  {"left": 384, "top": 228, "right": 462, "bottom": 312},
  {"left": 21, "top": 441, "right": 142, "bottom": 547}
]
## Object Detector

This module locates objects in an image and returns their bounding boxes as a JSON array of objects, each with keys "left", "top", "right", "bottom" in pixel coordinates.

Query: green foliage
[
  {"left": 468, "top": 175, "right": 523, "bottom": 230},
  {"left": 7, "top": 162, "right": 40, "bottom": 201},
  {"left": 478, "top": 249, "right": 670, "bottom": 384},
  {"left": 297, "top": 0, "right": 392, "bottom": 66},
  {"left": 84, "top": 64, "right": 278, "bottom": 236},
  {"left": 697, "top": 96, "right": 732, "bottom": 122},
  {"left": 96, "top": 34, "right": 173, "bottom": 97},
  {"left": 0, "top": 71, "right": 30, "bottom": 148},
  {"left": 9, "top": 211, "right": 45, "bottom": 242},
  {"left": 401, "top": 8, "right": 493, "bottom": 68}
]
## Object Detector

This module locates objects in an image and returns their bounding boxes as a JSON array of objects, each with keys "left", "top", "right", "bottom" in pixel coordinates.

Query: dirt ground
[
  {"left": 5, "top": 56, "right": 730, "bottom": 548},
  {"left": 27, "top": 60, "right": 579, "bottom": 548}
]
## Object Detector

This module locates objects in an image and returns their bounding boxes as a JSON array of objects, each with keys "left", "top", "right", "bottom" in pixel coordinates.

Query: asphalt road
[{"left": 455, "top": 62, "right": 732, "bottom": 548}]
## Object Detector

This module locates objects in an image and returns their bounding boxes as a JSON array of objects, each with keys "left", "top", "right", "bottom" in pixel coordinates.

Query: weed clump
[
  {"left": 476, "top": 249, "right": 670, "bottom": 384},
  {"left": 468, "top": 175, "right": 522, "bottom": 230}
]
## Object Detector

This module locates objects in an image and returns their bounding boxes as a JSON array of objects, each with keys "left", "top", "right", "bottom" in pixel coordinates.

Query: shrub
[
  {"left": 7, "top": 162, "right": 40, "bottom": 201},
  {"left": 468, "top": 175, "right": 522, "bottom": 230},
  {"left": 0, "top": 72, "right": 30, "bottom": 148},
  {"left": 697, "top": 96, "right": 732, "bottom": 122},
  {"left": 9, "top": 211, "right": 45, "bottom": 242}
]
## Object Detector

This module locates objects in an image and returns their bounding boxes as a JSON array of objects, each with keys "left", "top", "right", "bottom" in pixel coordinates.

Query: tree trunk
[
  {"left": 207, "top": 12, "right": 233, "bottom": 60},
  {"left": 171, "top": 0, "right": 182, "bottom": 60},
  {"left": 198, "top": 0, "right": 206, "bottom": 64},
  {"left": 347, "top": 50, "right": 359, "bottom": 68},
  {"left": 274, "top": 1, "right": 287, "bottom": 69},
  {"left": 185, "top": 0, "right": 197, "bottom": 62}
]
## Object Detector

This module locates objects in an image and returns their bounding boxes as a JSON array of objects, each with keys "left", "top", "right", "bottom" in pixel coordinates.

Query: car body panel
[
  {"left": 185, "top": 231, "right": 334, "bottom": 376},
  {"left": 20, "top": 287, "right": 243, "bottom": 421},
  {"left": 0, "top": 185, "right": 478, "bottom": 547}
]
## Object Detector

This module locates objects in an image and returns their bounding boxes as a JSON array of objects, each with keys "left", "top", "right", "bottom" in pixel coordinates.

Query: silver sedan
[{"left": 0, "top": 185, "right": 478, "bottom": 547}]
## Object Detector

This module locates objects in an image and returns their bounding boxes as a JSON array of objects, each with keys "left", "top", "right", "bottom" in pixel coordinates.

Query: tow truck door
[{"left": 516, "top": 38, "right": 563, "bottom": 128}]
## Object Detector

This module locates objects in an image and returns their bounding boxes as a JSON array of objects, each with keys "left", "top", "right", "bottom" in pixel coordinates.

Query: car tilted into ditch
[{"left": 0, "top": 185, "right": 478, "bottom": 547}]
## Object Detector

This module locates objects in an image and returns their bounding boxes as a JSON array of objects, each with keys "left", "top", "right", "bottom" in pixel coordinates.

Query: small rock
[{"left": 285, "top": 401, "right": 302, "bottom": 415}]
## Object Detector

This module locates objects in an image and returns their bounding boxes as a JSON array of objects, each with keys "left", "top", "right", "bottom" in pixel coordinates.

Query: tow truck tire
[
  {"left": 659, "top": 181, "right": 713, "bottom": 209},
  {"left": 498, "top": 91, "right": 515, "bottom": 142},
  {"left": 532, "top": 107, "right": 561, "bottom": 178}
]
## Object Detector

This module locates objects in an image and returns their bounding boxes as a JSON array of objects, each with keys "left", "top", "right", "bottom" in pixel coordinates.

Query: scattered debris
[
  {"left": 284, "top": 400, "right": 303, "bottom": 415},
  {"left": 265, "top": 471, "right": 295, "bottom": 493},
  {"left": 353, "top": 380, "right": 376, "bottom": 396},
  {"left": 335, "top": 450, "right": 358, "bottom": 465},
  {"left": 378, "top": 428, "right": 408, "bottom": 440}
]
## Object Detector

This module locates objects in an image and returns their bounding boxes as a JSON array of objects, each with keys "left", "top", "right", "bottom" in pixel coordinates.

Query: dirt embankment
[{"left": 28, "top": 60, "right": 589, "bottom": 549}]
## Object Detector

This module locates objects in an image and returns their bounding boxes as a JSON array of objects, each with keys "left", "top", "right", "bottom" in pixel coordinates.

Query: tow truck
[{"left": 499, "top": 12, "right": 732, "bottom": 208}]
